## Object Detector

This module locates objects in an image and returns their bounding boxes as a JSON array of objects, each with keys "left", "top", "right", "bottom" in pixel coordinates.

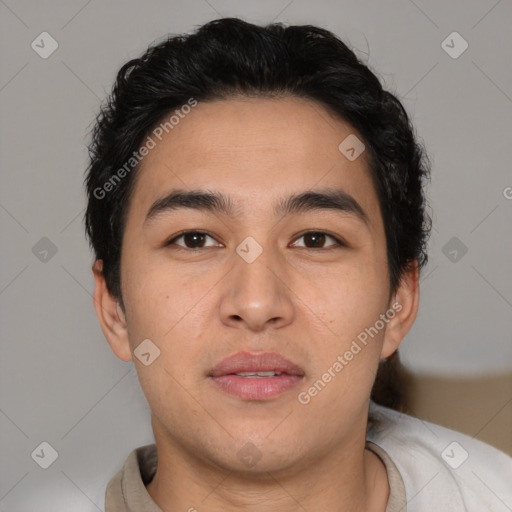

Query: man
[{"left": 84, "top": 17, "right": 512, "bottom": 512}]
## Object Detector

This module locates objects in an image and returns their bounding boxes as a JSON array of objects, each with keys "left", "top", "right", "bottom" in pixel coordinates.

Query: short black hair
[{"left": 84, "top": 17, "right": 432, "bottom": 411}]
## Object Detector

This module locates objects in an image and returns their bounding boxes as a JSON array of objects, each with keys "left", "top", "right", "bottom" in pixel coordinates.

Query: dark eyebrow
[
  {"left": 144, "top": 189, "right": 236, "bottom": 224},
  {"left": 144, "top": 188, "right": 369, "bottom": 226},
  {"left": 276, "top": 189, "right": 369, "bottom": 226}
]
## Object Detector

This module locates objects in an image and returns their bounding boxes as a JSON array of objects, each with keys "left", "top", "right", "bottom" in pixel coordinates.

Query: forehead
[{"left": 126, "top": 96, "right": 382, "bottom": 232}]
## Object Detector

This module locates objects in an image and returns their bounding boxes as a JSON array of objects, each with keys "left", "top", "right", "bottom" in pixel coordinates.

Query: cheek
[
  {"left": 121, "top": 258, "right": 215, "bottom": 382},
  {"left": 124, "top": 268, "right": 204, "bottom": 419},
  {"left": 298, "top": 260, "right": 388, "bottom": 408},
  {"left": 121, "top": 254, "right": 188, "bottom": 336},
  {"left": 297, "top": 265, "right": 386, "bottom": 403},
  {"left": 314, "top": 259, "right": 388, "bottom": 342}
]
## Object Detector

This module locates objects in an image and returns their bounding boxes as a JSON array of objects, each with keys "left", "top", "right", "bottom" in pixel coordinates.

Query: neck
[{"left": 146, "top": 421, "right": 389, "bottom": 512}]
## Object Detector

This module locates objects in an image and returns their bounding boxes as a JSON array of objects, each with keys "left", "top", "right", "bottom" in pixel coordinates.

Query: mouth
[
  {"left": 208, "top": 351, "right": 305, "bottom": 401},
  {"left": 230, "top": 371, "right": 287, "bottom": 377}
]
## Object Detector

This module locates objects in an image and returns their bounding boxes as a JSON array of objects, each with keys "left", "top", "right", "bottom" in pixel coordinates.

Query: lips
[
  {"left": 208, "top": 351, "right": 305, "bottom": 400},
  {"left": 208, "top": 351, "right": 305, "bottom": 378}
]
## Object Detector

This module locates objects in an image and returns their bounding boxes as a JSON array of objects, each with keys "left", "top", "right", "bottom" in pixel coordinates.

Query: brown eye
[
  {"left": 304, "top": 232, "right": 326, "bottom": 248},
  {"left": 166, "top": 231, "right": 219, "bottom": 249},
  {"left": 291, "top": 231, "right": 344, "bottom": 249}
]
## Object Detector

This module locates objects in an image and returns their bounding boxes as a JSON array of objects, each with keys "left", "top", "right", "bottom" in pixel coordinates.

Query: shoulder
[
  {"left": 366, "top": 401, "right": 512, "bottom": 511},
  {"left": 105, "top": 444, "right": 160, "bottom": 511}
]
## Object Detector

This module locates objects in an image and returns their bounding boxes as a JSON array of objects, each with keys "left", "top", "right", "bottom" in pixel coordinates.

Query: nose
[{"left": 219, "top": 243, "right": 295, "bottom": 332}]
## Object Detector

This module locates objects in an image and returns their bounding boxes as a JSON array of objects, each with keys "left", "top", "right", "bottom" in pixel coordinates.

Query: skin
[{"left": 92, "top": 96, "right": 419, "bottom": 512}]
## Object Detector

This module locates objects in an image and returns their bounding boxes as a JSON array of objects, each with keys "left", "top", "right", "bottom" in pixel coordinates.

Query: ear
[
  {"left": 380, "top": 260, "right": 420, "bottom": 359},
  {"left": 92, "top": 260, "right": 132, "bottom": 362}
]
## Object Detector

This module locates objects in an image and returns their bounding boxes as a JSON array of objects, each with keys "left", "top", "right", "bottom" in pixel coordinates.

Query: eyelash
[{"left": 165, "top": 230, "right": 347, "bottom": 251}]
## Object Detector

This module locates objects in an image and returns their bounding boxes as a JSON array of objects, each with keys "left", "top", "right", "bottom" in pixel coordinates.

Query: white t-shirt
[{"left": 366, "top": 401, "right": 512, "bottom": 511}]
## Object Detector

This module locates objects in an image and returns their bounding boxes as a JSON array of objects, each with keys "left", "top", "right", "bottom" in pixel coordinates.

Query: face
[{"left": 93, "top": 96, "right": 418, "bottom": 474}]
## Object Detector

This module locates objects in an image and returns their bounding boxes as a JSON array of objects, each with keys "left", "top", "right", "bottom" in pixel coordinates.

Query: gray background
[{"left": 1, "top": 0, "right": 511, "bottom": 510}]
